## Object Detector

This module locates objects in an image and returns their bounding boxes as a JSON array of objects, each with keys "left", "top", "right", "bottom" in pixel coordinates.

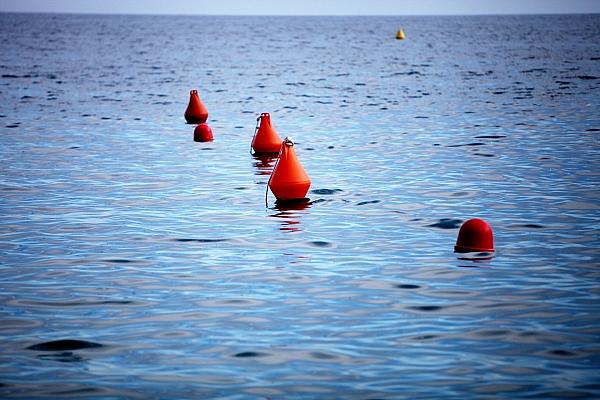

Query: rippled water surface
[{"left": 1, "top": 13, "right": 599, "bottom": 399}]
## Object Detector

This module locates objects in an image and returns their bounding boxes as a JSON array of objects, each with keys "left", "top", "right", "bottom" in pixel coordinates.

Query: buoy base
[
  {"left": 252, "top": 149, "right": 280, "bottom": 156},
  {"left": 454, "top": 245, "right": 494, "bottom": 253},
  {"left": 186, "top": 115, "right": 208, "bottom": 125},
  {"left": 274, "top": 198, "right": 311, "bottom": 211},
  {"left": 275, "top": 197, "right": 310, "bottom": 205},
  {"left": 271, "top": 182, "right": 311, "bottom": 202}
]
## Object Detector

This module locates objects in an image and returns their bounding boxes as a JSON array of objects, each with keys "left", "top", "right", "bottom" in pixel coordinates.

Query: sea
[{"left": 0, "top": 12, "right": 599, "bottom": 399}]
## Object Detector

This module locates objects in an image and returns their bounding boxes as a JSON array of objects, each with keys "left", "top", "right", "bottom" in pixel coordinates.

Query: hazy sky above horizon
[{"left": 1, "top": 0, "right": 599, "bottom": 16}]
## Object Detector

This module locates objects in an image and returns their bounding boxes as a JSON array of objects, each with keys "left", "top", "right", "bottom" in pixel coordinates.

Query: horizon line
[{"left": 1, "top": 10, "right": 599, "bottom": 17}]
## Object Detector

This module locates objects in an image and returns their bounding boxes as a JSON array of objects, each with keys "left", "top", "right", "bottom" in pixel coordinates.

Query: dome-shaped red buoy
[
  {"left": 184, "top": 89, "right": 208, "bottom": 124},
  {"left": 193, "top": 123, "right": 213, "bottom": 142},
  {"left": 268, "top": 137, "right": 311, "bottom": 202},
  {"left": 251, "top": 113, "right": 283, "bottom": 154},
  {"left": 454, "top": 218, "right": 494, "bottom": 253}
]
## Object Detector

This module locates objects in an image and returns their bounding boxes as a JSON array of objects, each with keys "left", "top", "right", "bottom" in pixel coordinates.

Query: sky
[{"left": 0, "top": 0, "right": 599, "bottom": 16}]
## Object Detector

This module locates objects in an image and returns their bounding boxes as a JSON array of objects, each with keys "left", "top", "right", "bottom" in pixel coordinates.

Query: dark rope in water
[
  {"left": 250, "top": 115, "right": 260, "bottom": 155},
  {"left": 265, "top": 146, "right": 283, "bottom": 209}
]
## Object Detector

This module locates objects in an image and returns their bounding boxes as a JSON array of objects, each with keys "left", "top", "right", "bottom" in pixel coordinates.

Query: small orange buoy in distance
[
  {"left": 268, "top": 137, "right": 311, "bottom": 202},
  {"left": 251, "top": 113, "right": 283, "bottom": 154},
  {"left": 184, "top": 89, "right": 208, "bottom": 124},
  {"left": 454, "top": 218, "right": 494, "bottom": 253},
  {"left": 193, "top": 123, "right": 213, "bottom": 142},
  {"left": 396, "top": 28, "right": 405, "bottom": 40}
]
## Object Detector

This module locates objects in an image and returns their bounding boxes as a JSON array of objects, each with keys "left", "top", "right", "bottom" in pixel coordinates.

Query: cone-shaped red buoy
[
  {"left": 251, "top": 113, "right": 283, "bottom": 154},
  {"left": 268, "top": 137, "right": 311, "bottom": 202},
  {"left": 194, "top": 123, "right": 213, "bottom": 142},
  {"left": 454, "top": 218, "right": 494, "bottom": 253},
  {"left": 184, "top": 89, "right": 208, "bottom": 124}
]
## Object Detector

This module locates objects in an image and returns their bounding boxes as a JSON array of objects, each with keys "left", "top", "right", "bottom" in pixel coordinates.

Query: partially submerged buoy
[
  {"left": 268, "top": 137, "right": 311, "bottom": 202},
  {"left": 396, "top": 28, "right": 405, "bottom": 40},
  {"left": 251, "top": 113, "right": 283, "bottom": 154},
  {"left": 454, "top": 218, "right": 494, "bottom": 253},
  {"left": 184, "top": 89, "right": 208, "bottom": 124},
  {"left": 193, "top": 123, "right": 213, "bottom": 142}
]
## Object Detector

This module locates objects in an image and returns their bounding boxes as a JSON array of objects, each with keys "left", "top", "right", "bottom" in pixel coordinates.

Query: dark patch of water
[
  {"left": 395, "top": 284, "right": 420, "bottom": 289},
  {"left": 27, "top": 339, "right": 103, "bottom": 351},
  {"left": 407, "top": 305, "right": 444, "bottom": 312},
  {"left": 356, "top": 200, "right": 380, "bottom": 206},
  {"left": 234, "top": 351, "right": 268, "bottom": 358},
  {"left": 311, "top": 188, "right": 343, "bottom": 195},
  {"left": 428, "top": 218, "right": 462, "bottom": 229}
]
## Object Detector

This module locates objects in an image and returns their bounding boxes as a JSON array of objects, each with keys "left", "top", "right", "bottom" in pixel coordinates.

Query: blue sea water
[{"left": 0, "top": 12, "right": 599, "bottom": 399}]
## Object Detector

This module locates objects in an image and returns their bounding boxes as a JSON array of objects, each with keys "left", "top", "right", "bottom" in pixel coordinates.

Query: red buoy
[
  {"left": 251, "top": 113, "right": 283, "bottom": 154},
  {"left": 268, "top": 137, "right": 311, "bottom": 202},
  {"left": 454, "top": 218, "right": 494, "bottom": 253},
  {"left": 184, "top": 89, "right": 208, "bottom": 124},
  {"left": 193, "top": 123, "right": 213, "bottom": 142}
]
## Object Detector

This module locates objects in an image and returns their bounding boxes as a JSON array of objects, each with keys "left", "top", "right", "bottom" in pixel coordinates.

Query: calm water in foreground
[{"left": 1, "top": 12, "right": 599, "bottom": 399}]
